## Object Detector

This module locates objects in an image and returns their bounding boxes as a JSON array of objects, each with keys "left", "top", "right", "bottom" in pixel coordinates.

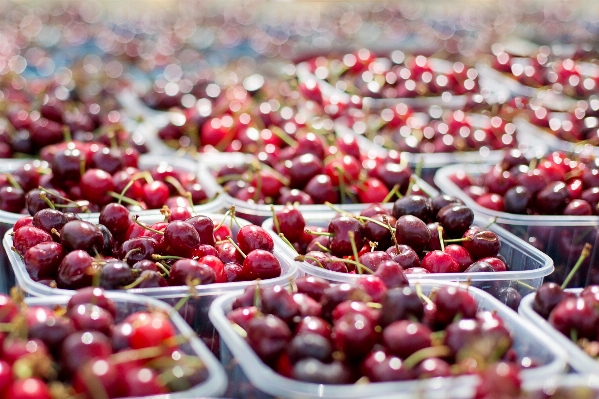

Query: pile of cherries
[
  {"left": 526, "top": 101, "right": 599, "bottom": 146},
  {"left": 0, "top": 142, "right": 210, "bottom": 214},
  {"left": 12, "top": 203, "right": 282, "bottom": 289},
  {"left": 345, "top": 106, "right": 519, "bottom": 154},
  {"left": 450, "top": 150, "right": 599, "bottom": 216},
  {"left": 214, "top": 135, "right": 431, "bottom": 206},
  {"left": 491, "top": 46, "right": 599, "bottom": 98},
  {"left": 228, "top": 277, "right": 528, "bottom": 385},
  {"left": 307, "top": 50, "right": 479, "bottom": 100},
  {"left": 0, "top": 287, "right": 208, "bottom": 398},
  {"left": 271, "top": 193, "right": 519, "bottom": 307}
]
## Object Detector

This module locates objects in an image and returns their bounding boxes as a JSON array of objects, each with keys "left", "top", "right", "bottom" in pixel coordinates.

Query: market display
[{"left": 0, "top": 0, "right": 599, "bottom": 398}]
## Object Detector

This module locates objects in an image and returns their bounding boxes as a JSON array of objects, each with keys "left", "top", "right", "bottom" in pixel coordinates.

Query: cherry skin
[
  {"left": 60, "top": 220, "right": 104, "bottom": 253},
  {"left": 549, "top": 297, "right": 599, "bottom": 339},
  {"left": 395, "top": 215, "right": 430, "bottom": 253},
  {"left": 99, "top": 203, "right": 131, "bottom": 237},
  {"left": 126, "top": 311, "right": 176, "bottom": 349},
  {"left": 168, "top": 259, "right": 216, "bottom": 286},
  {"left": 273, "top": 207, "right": 305, "bottom": 242},
  {"left": 383, "top": 320, "right": 432, "bottom": 359},
  {"left": 60, "top": 331, "right": 112, "bottom": 373},
  {"left": 122, "top": 367, "right": 167, "bottom": 396},
  {"left": 80, "top": 169, "right": 114, "bottom": 206},
  {"left": 361, "top": 351, "right": 412, "bottom": 382},
  {"left": 73, "top": 358, "right": 123, "bottom": 398},
  {"left": 392, "top": 195, "right": 433, "bottom": 222},
  {"left": 99, "top": 260, "right": 136, "bottom": 289},
  {"left": 373, "top": 260, "right": 409, "bottom": 289},
  {"left": 24, "top": 242, "right": 64, "bottom": 281},
  {"left": 6, "top": 378, "right": 52, "bottom": 399},
  {"left": 463, "top": 230, "right": 501, "bottom": 260},
  {"left": 237, "top": 225, "right": 274, "bottom": 254},
  {"left": 380, "top": 287, "right": 424, "bottom": 326},
  {"left": 386, "top": 245, "right": 421, "bottom": 269},
  {"left": 243, "top": 249, "right": 282, "bottom": 280},
  {"left": 142, "top": 181, "right": 170, "bottom": 209},
  {"left": 56, "top": 250, "right": 97, "bottom": 289},
  {"left": 432, "top": 286, "right": 477, "bottom": 328},
  {"left": 69, "top": 303, "right": 115, "bottom": 336},
  {"left": 119, "top": 237, "right": 159, "bottom": 266},
  {"left": 436, "top": 204, "right": 474, "bottom": 237},
  {"left": 67, "top": 287, "right": 117, "bottom": 318},
  {"left": 247, "top": 314, "right": 292, "bottom": 362},
  {"left": 293, "top": 359, "right": 352, "bottom": 384},
  {"left": 421, "top": 250, "right": 460, "bottom": 273},
  {"left": 327, "top": 216, "right": 366, "bottom": 257},
  {"left": 185, "top": 215, "right": 216, "bottom": 246},
  {"left": 13, "top": 226, "right": 53, "bottom": 256},
  {"left": 294, "top": 276, "right": 331, "bottom": 301},
  {"left": 444, "top": 244, "right": 473, "bottom": 272},
  {"left": 332, "top": 313, "right": 377, "bottom": 360},
  {"left": 162, "top": 221, "right": 201, "bottom": 258},
  {"left": 476, "top": 193, "right": 505, "bottom": 212},
  {"left": 32, "top": 209, "right": 67, "bottom": 236},
  {"left": 535, "top": 181, "right": 569, "bottom": 214}
]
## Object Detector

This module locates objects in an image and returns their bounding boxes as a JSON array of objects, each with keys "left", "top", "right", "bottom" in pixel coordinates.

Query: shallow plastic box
[
  {"left": 334, "top": 116, "right": 547, "bottom": 188},
  {"left": 203, "top": 153, "right": 439, "bottom": 225},
  {"left": 4, "top": 213, "right": 298, "bottom": 353},
  {"left": 519, "top": 288, "right": 599, "bottom": 376},
  {"left": 27, "top": 291, "right": 228, "bottom": 398},
  {"left": 209, "top": 280, "right": 566, "bottom": 399},
  {"left": 435, "top": 163, "right": 599, "bottom": 287},
  {"left": 263, "top": 212, "right": 553, "bottom": 303},
  {"left": 0, "top": 155, "right": 225, "bottom": 295}
]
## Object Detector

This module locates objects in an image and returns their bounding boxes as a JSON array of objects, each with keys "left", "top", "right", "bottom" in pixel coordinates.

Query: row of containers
[
  {"left": 4, "top": 149, "right": 599, "bottom": 397},
  {"left": 4, "top": 53, "right": 599, "bottom": 397}
]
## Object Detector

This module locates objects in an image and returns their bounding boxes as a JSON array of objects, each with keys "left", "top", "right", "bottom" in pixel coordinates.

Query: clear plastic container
[
  {"left": 4, "top": 213, "right": 298, "bottom": 353},
  {"left": 0, "top": 155, "right": 224, "bottom": 295},
  {"left": 262, "top": 212, "right": 553, "bottom": 301},
  {"left": 435, "top": 163, "right": 599, "bottom": 287},
  {"left": 514, "top": 116, "right": 599, "bottom": 157},
  {"left": 209, "top": 280, "right": 567, "bottom": 399},
  {"left": 334, "top": 115, "right": 547, "bottom": 188},
  {"left": 26, "top": 291, "right": 227, "bottom": 398},
  {"left": 203, "top": 153, "right": 439, "bottom": 225},
  {"left": 296, "top": 61, "right": 469, "bottom": 111},
  {"left": 519, "top": 288, "right": 599, "bottom": 376}
]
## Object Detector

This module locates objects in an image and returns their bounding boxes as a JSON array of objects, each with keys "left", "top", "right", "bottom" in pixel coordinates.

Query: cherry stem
[
  {"left": 278, "top": 233, "right": 298, "bottom": 254},
  {"left": 79, "top": 157, "right": 86, "bottom": 178},
  {"left": 62, "top": 125, "right": 72, "bottom": 143},
  {"left": 403, "top": 345, "right": 452, "bottom": 370},
  {"left": 152, "top": 254, "right": 183, "bottom": 261},
  {"left": 10, "top": 246, "right": 24, "bottom": 261},
  {"left": 356, "top": 215, "right": 394, "bottom": 232},
  {"left": 160, "top": 206, "right": 172, "bottom": 222},
  {"left": 155, "top": 262, "right": 171, "bottom": 276},
  {"left": 5, "top": 174, "right": 22, "bottom": 191},
  {"left": 38, "top": 192, "right": 55, "bottom": 210},
  {"left": 305, "top": 229, "right": 333, "bottom": 237},
  {"left": 515, "top": 280, "right": 535, "bottom": 291},
  {"left": 123, "top": 273, "right": 150, "bottom": 290},
  {"left": 133, "top": 216, "right": 164, "bottom": 235},
  {"left": 173, "top": 289, "right": 197, "bottom": 314},
  {"left": 324, "top": 201, "right": 353, "bottom": 217},
  {"left": 382, "top": 184, "right": 402, "bottom": 204},
  {"left": 571, "top": 329, "right": 579, "bottom": 344},
  {"left": 294, "top": 255, "right": 325, "bottom": 269},
  {"left": 443, "top": 237, "right": 472, "bottom": 243},
  {"left": 366, "top": 302, "right": 382, "bottom": 309},
  {"left": 226, "top": 236, "right": 246, "bottom": 259},
  {"left": 315, "top": 242, "right": 331, "bottom": 252},
  {"left": 117, "top": 179, "right": 136, "bottom": 204},
  {"left": 253, "top": 282, "right": 262, "bottom": 308},
  {"left": 259, "top": 162, "right": 290, "bottom": 186},
  {"left": 38, "top": 187, "right": 79, "bottom": 205},
  {"left": 332, "top": 256, "right": 373, "bottom": 274},
  {"left": 230, "top": 322, "right": 248, "bottom": 338},
  {"left": 484, "top": 216, "right": 498, "bottom": 229},
  {"left": 348, "top": 231, "right": 361, "bottom": 269},
  {"left": 108, "top": 191, "right": 143, "bottom": 207},
  {"left": 437, "top": 226, "right": 445, "bottom": 252},
  {"left": 50, "top": 228, "right": 60, "bottom": 238},
  {"left": 415, "top": 283, "right": 434, "bottom": 307},
  {"left": 561, "top": 243, "right": 593, "bottom": 289},
  {"left": 383, "top": 215, "right": 400, "bottom": 253},
  {"left": 270, "top": 125, "right": 298, "bottom": 147},
  {"left": 251, "top": 161, "right": 262, "bottom": 203},
  {"left": 270, "top": 205, "right": 281, "bottom": 235},
  {"left": 164, "top": 176, "right": 188, "bottom": 198}
]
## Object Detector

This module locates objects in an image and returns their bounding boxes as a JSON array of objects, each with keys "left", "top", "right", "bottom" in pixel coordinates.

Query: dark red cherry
[
  {"left": 261, "top": 285, "right": 301, "bottom": 324},
  {"left": 432, "top": 286, "right": 477, "bottom": 327},
  {"left": 373, "top": 260, "right": 409, "bottom": 289},
  {"left": 386, "top": 245, "right": 421, "bottom": 269},
  {"left": 383, "top": 320, "right": 432, "bottom": 359},
  {"left": 67, "top": 287, "right": 117, "bottom": 318},
  {"left": 69, "top": 303, "right": 115, "bottom": 336},
  {"left": 332, "top": 313, "right": 377, "bottom": 359},
  {"left": 185, "top": 215, "right": 216, "bottom": 246},
  {"left": 57, "top": 250, "right": 98, "bottom": 289},
  {"left": 243, "top": 249, "right": 281, "bottom": 280},
  {"left": 60, "top": 220, "right": 104, "bottom": 253},
  {"left": 444, "top": 318, "right": 482, "bottom": 354},
  {"left": 421, "top": 250, "right": 460, "bottom": 273},
  {"left": 168, "top": 259, "right": 215, "bottom": 286},
  {"left": 395, "top": 215, "right": 430, "bottom": 253},
  {"left": 237, "top": 225, "right": 274, "bottom": 254},
  {"left": 392, "top": 195, "right": 433, "bottom": 222},
  {"left": 24, "top": 242, "right": 64, "bottom": 280},
  {"left": 463, "top": 230, "right": 501, "bottom": 260},
  {"left": 295, "top": 276, "right": 330, "bottom": 301},
  {"left": 380, "top": 286, "right": 424, "bottom": 326},
  {"left": 162, "top": 221, "right": 201, "bottom": 258},
  {"left": 504, "top": 186, "right": 532, "bottom": 214},
  {"left": 549, "top": 297, "right": 599, "bottom": 339},
  {"left": 13, "top": 226, "right": 53, "bottom": 256},
  {"left": 99, "top": 260, "right": 136, "bottom": 289},
  {"left": 436, "top": 204, "right": 474, "bottom": 237},
  {"left": 61, "top": 331, "right": 112, "bottom": 373},
  {"left": 247, "top": 315, "right": 291, "bottom": 362},
  {"left": 99, "top": 203, "right": 131, "bottom": 237},
  {"left": 288, "top": 333, "right": 332, "bottom": 364},
  {"left": 327, "top": 216, "right": 366, "bottom": 256},
  {"left": 535, "top": 181, "right": 569, "bottom": 215},
  {"left": 293, "top": 359, "right": 352, "bottom": 384},
  {"left": 444, "top": 244, "right": 473, "bottom": 272},
  {"left": 119, "top": 237, "right": 159, "bottom": 266}
]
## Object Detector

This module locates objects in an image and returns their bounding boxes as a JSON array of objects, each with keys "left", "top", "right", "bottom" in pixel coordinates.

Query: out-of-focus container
[
  {"left": 334, "top": 115, "right": 547, "bottom": 188},
  {"left": 0, "top": 155, "right": 224, "bottom": 295},
  {"left": 435, "top": 163, "right": 599, "bottom": 287},
  {"left": 263, "top": 212, "right": 553, "bottom": 303},
  {"left": 4, "top": 213, "right": 298, "bottom": 353},
  {"left": 203, "top": 153, "right": 439, "bottom": 225},
  {"left": 209, "top": 280, "right": 566, "bottom": 399},
  {"left": 27, "top": 291, "right": 227, "bottom": 398},
  {"left": 520, "top": 289, "right": 599, "bottom": 376}
]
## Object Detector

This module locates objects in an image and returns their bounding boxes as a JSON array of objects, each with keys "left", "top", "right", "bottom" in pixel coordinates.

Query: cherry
[
  {"left": 185, "top": 215, "right": 216, "bottom": 246},
  {"left": 463, "top": 230, "right": 501, "bottom": 260},
  {"left": 415, "top": 358, "right": 452, "bottom": 378},
  {"left": 237, "top": 225, "right": 274, "bottom": 254},
  {"left": 24, "top": 242, "right": 64, "bottom": 281},
  {"left": 386, "top": 245, "right": 421, "bottom": 269},
  {"left": 73, "top": 358, "right": 123, "bottom": 398},
  {"left": 13, "top": 226, "right": 53, "bottom": 256},
  {"left": 6, "top": 378, "right": 51, "bottom": 399},
  {"left": 320, "top": 283, "right": 369, "bottom": 319},
  {"left": 480, "top": 257, "right": 507, "bottom": 272},
  {"left": 564, "top": 199, "right": 593, "bottom": 215},
  {"left": 99, "top": 203, "right": 130, "bottom": 237},
  {"left": 243, "top": 249, "right": 281, "bottom": 280},
  {"left": 122, "top": 368, "right": 167, "bottom": 396},
  {"left": 69, "top": 303, "right": 115, "bottom": 336},
  {"left": 363, "top": 214, "right": 395, "bottom": 248},
  {"left": 436, "top": 204, "right": 474, "bottom": 237},
  {"left": 57, "top": 250, "right": 97, "bottom": 289},
  {"left": 80, "top": 169, "right": 114, "bottom": 205},
  {"left": 127, "top": 311, "right": 176, "bottom": 349},
  {"left": 432, "top": 195, "right": 463, "bottom": 215},
  {"left": 247, "top": 315, "right": 292, "bottom": 362},
  {"left": 549, "top": 297, "right": 599, "bottom": 339},
  {"left": 484, "top": 166, "right": 516, "bottom": 195},
  {"left": 432, "top": 286, "right": 477, "bottom": 327},
  {"left": 168, "top": 259, "right": 216, "bottom": 286},
  {"left": 162, "top": 221, "right": 201, "bottom": 258},
  {"left": 142, "top": 181, "right": 170, "bottom": 209},
  {"left": 477, "top": 193, "right": 505, "bottom": 212},
  {"left": 287, "top": 154, "right": 323, "bottom": 188},
  {"left": 60, "top": 220, "right": 104, "bottom": 253},
  {"left": 293, "top": 359, "right": 352, "bottom": 384},
  {"left": 67, "top": 287, "right": 117, "bottom": 318},
  {"left": 295, "top": 276, "right": 330, "bottom": 301},
  {"left": 535, "top": 181, "right": 569, "bottom": 215},
  {"left": 444, "top": 318, "right": 481, "bottom": 354},
  {"left": 444, "top": 244, "right": 473, "bottom": 272},
  {"left": 31, "top": 209, "right": 67, "bottom": 237},
  {"left": 61, "top": 331, "right": 112, "bottom": 373},
  {"left": 14, "top": 217, "right": 33, "bottom": 231},
  {"left": 503, "top": 186, "right": 532, "bottom": 214},
  {"left": 422, "top": 250, "right": 460, "bottom": 273},
  {"left": 277, "top": 188, "right": 314, "bottom": 205},
  {"left": 288, "top": 333, "right": 332, "bottom": 364},
  {"left": 498, "top": 287, "right": 522, "bottom": 311},
  {"left": 273, "top": 207, "right": 305, "bottom": 242},
  {"left": 52, "top": 148, "right": 84, "bottom": 182},
  {"left": 475, "top": 362, "right": 521, "bottom": 399},
  {"left": 380, "top": 287, "right": 424, "bottom": 326},
  {"left": 100, "top": 260, "right": 136, "bottom": 289},
  {"left": 261, "top": 285, "right": 301, "bottom": 324},
  {"left": 332, "top": 313, "right": 377, "bottom": 359},
  {"left": 304, "top": 174, "right": 339, "bottom": 204},
  {"left": 0, "top": 186, "right": 25, "bottom": 213},
  {"left": 327, "top": 216, "right": 366, "bottom": 256},
  {"left": 392, "top": 195, "right": 433, "bottom": 222},
  {"left": 361, "top": 351, "right": 412, "bottom": 382},
  {"left": 395, "top": 215, "right": 430, "bottom": 253},
  {"left": 376, "top": 163, "right": 412, "bottom": 192},
  {"left": 371, "top": 260, "right": 408, "bottom": 289}
]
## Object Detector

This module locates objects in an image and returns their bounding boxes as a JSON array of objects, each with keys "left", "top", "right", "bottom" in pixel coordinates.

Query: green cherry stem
[
  {"left": 226, "top": 236, "right": 246, "bottom": 259},
  {"left": 561, "top": 243, "right": 593, "bottom": 289}
]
